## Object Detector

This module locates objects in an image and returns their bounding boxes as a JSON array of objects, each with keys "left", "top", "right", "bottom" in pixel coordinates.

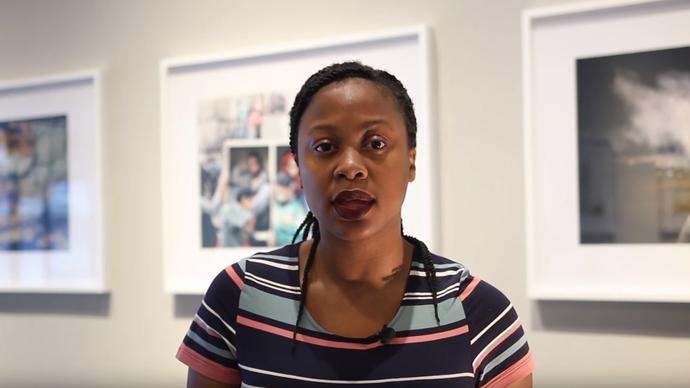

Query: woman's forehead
[{"left": 302, "top": 79, "right": 402, "bottom": 122}]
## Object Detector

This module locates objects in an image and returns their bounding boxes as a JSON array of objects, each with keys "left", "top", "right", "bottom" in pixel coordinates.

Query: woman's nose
[{"left": 334, "top": 148, "right": 368, "bottom": 180}]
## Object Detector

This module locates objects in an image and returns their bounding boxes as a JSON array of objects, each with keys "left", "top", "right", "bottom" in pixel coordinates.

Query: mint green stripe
[
  {"left": 240, "top": 283, "right": 465, "bottom": 334},
  {"left": 239, "top": 285, "right": 322, "bottom": 332},
  {"left": 390, "top": 297, "right": 466, "bottom": 331},
  {"left": 237, "top": 257, "right": 247, "bottom": 272},
  {"left": 480, "top": 334, "right": 528, "bottom": 380},
  {"left": 187, "top": 330, "right": 234, "bottom": 359}
]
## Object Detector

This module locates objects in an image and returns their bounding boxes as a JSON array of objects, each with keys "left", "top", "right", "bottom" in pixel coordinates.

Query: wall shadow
[
  {"left": 174, "top": 294, "right": 202, "bottom": 318},
  {"left": 532, "top": 300, "right": 690, "bottom": 338},
  {"left": 0, "top": 293, "right": 110, "bottom": 316}
]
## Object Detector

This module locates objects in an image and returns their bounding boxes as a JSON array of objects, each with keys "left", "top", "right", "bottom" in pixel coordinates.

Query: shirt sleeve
[
  {"left": 176, "top": 261, "right": 245, "bottom": 385},
  {"left": 460, "top": 276, "right": 534, "bottom": 387}
]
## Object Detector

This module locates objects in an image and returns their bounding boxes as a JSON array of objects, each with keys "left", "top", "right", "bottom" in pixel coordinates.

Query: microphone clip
[{"left": 379, "top": 324, "right": 396, "bottom": 344}]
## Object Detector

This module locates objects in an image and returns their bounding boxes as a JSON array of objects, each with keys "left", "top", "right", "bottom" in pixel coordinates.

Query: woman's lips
[{"left": 332, "top": 190, "right": 375, "bottom": 221}]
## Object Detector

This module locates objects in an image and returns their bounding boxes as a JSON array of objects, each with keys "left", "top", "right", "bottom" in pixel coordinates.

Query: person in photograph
[
  {"left": 200, "top": 164, "right": 221, "bottom": 247},
  {"left": 229, "top": 150, "right": 270, "bottom": 232},
  {"left": 272, "top": 172, "right": 307, "bottom": 247},
  {"left": 178, "top": 62, "right": 534, "bottom": 387},
  {"left": 244, "top": 96, "right": 263, "bottom": 139},
  {"left": 279, "top": 149, "right": 304, "bottom": 204},
  {"left": 220, "top": 187, "right": 256, "bottom": 247}
]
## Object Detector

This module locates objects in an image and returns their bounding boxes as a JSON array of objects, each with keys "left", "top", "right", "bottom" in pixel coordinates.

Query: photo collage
[{"left": 198, "top": 92, "right": 308, "bottom": 248}]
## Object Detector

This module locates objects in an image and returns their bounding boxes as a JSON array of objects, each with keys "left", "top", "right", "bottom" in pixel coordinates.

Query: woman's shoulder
[{"left": 427, "top": 252, "right": 514, "bottom": 313}]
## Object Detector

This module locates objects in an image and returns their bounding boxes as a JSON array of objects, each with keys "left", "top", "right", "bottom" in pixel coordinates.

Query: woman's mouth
[{"left": 332, "top": 190, "right": 375, "bottom": 221}]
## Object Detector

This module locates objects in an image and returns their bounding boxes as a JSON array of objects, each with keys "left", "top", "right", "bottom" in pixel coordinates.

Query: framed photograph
[
  {"left": 0, "top": 71, "right": 105, "bottom": 293},
  {"left": 161, "top": 26, "right": 435, "bottom": 293},
  {"left": 523, "top": 0, "right": 690, "bottom": 302}
]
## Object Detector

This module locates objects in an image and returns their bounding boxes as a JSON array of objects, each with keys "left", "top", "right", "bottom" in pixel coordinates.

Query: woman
[{"left": 177, "top": 62, "right": 534, "bottom": 387}]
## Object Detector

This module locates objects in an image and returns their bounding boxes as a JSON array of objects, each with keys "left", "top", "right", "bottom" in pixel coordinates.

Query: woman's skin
[
  {"left": 295, "top": 78, "right": 417, "bottom": 338},
  {"left": 187, "top": 78, "right": 532, "bottom": 388}
]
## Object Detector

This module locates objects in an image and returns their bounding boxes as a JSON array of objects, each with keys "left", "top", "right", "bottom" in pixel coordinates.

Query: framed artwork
[
  {"left": 0, "top": 71, "right": 105, "bottom": 293},
  {"left": 161, "top": 26, "right": 435, "bottom": 293},
  {"left": 523, "top": 0, "right": 690, "bottom": 302}
]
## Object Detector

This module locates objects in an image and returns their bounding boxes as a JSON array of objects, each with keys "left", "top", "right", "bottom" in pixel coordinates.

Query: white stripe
[
  {"left": 472, "top": 317, "right": 520, "bottom": 369},
  {"left": 470, "top": 303, "right": 512, "bottom": 345},
  {"left": 404, "top": 282, "right": 459, "bottom": 296},
  {"left": 247, "top": 258, "right": 298, "bottom": 271},
  {"left": 252, "top": 253, "right": 298, "bottom": 262},
  {"left": 411, "top": 262, "right": 463, "bottom": 270},
  {"left": 239, "top": 364, "right": 474, "bottom": 384},
  {"left": 194, "top": 314, "right": 237, "bottom": 357},
  {"left": 403, "top": 286, "right": 460, "bottom": 300},
  {"left": 245, "top": 272, "right": 302, "bottom": 291},
  {"left": 410, "top": 268, "right": 463, "bottom": 277},
  {"left": 201, "top": 299, "right": 236, "bottom": 335},
  {"left": 245, "top": 273, "right": 301, "bottom": 295}
]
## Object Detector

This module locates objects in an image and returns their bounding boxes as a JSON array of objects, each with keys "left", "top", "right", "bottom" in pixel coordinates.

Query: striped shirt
[{"left": 177, "top": 243, "right": 534, "bottom": 387}]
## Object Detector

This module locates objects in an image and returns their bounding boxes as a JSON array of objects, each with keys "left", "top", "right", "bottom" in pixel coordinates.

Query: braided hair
[{"left": 288, "top": 62, "right": 439, "bottom": 343}]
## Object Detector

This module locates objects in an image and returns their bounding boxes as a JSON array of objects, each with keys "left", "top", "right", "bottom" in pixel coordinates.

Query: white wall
[{"left": 0, "top": 1, "right": 688, "bottom": 387}]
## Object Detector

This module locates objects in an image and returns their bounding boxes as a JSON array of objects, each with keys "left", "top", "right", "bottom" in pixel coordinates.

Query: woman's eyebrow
[
  {"left": 360, "top": 119, "right": 391, "bottom": 129},
  {"left": 305, "top": 124, "right": 338, "bottom": 135},
  {"left": 306, "top": 119, "right": 393, "bottom": 136}
]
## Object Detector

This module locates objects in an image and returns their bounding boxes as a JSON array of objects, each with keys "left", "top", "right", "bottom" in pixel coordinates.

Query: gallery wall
[{"left": 0, "top": 0, "right": 688, "bottom": 387}]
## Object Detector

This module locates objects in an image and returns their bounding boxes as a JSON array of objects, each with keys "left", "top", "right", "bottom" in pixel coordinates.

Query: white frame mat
[
  {"left": 161, "top": 26, "right": 435, "bottom": 294},
  {"left": 523, "top": 0, "right": 690, "bottom": 302},
  {"left": 0, "top": 71, "right": 105, "bottom": 293}
]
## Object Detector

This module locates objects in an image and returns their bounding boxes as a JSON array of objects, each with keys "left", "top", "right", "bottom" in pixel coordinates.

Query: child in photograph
[
  {"left": 273, "top": 172, "right": 307, "bottom": 246},
  {"left": 220, "top": 187, "right": 255, "bottom": 247}
]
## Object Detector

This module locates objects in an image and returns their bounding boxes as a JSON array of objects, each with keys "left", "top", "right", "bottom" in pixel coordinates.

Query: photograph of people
[
  {"left": 0, "top": 116, "right": 69, "bottom": 251},
  {"left": 178, "top": 62, "right": 534, "bottom": 387},
  {"left": 199, "top": 92, "right": 289, "bottom": 248},
  {"left": 201, "top": 147, "right": 271, "bottom": 247}
]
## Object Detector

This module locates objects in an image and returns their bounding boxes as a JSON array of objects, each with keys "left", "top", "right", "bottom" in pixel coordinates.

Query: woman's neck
[{"left": 307, "top": 221, "right": 413, "bottom": 289}]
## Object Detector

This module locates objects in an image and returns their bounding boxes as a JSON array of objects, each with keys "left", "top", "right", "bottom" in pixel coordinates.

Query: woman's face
[{"left": 297, "top": 78, "right": 416, "bottom": 241}]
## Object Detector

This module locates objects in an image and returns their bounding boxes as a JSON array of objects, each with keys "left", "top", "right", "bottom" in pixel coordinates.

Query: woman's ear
[{"left": 408, "top": 148, "right": 416, "bottom": 182}]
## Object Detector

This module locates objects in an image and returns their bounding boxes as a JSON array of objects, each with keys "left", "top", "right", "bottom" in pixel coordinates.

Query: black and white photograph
[
  {"left": 0, "top": 115, "right": 69, "bottom": 251},
  {"left": 577, "top": 45, "right": 690, "bottom": 244}
]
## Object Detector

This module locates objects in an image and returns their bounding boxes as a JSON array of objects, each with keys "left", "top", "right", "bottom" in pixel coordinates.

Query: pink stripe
[
  {"left": 176, "top": 343, "right": 240, "bottom": 384},
  {"left": 459, "top": 277, "right": 481, "bottom": 300},
  {"left": 225, "top": 265, "right": 244, "bottom": 289},
  {"left": 482, "top": 352, "right": 534, "bottom": 388},
  {"left": 473, "top": 323, "right": 521, "bottom": 372},
  {"left": 389, "top": 324, "right": 469, "bottom": 345},
  {"left": 238, "top": 315, "right": 469, "bottom": 350},
  {"left": 237, "top": 315, "right": 381, "bottom": 349}
]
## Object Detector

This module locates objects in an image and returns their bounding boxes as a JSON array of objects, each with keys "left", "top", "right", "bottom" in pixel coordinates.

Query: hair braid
[
  {"left": 292, "top": 211, "right": 314, "bottom": 244},
  {"left": 292, "top": 214, "right": 320, "bottom": 346}
]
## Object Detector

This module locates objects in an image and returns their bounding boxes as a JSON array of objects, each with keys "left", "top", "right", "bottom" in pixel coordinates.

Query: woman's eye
[
  {"left": 369, "top": 139, "right": 386, "bottom": 150},
  {"left": 314, "top": 142, "right": 334, "bottom": 153}
]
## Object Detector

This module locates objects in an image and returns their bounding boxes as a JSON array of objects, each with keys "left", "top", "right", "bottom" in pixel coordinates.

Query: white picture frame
[
  {"left": 523, "top": 0, "right": 690, "bottom": 302},
  {"left": 0, "top": 71, "right": 105, "bottom": 293},
  {"left": 161, "top": 26, "right": 436, "bottom": 294}
]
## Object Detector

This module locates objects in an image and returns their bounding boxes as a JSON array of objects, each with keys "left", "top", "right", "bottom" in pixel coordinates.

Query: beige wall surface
[{"left": 1, "top": 0, "right": 689, "bottom": 387}]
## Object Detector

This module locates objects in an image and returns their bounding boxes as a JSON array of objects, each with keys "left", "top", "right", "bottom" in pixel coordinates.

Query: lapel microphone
[{"left": 379, "top": 324, "right": 396, "bottom": 344}]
